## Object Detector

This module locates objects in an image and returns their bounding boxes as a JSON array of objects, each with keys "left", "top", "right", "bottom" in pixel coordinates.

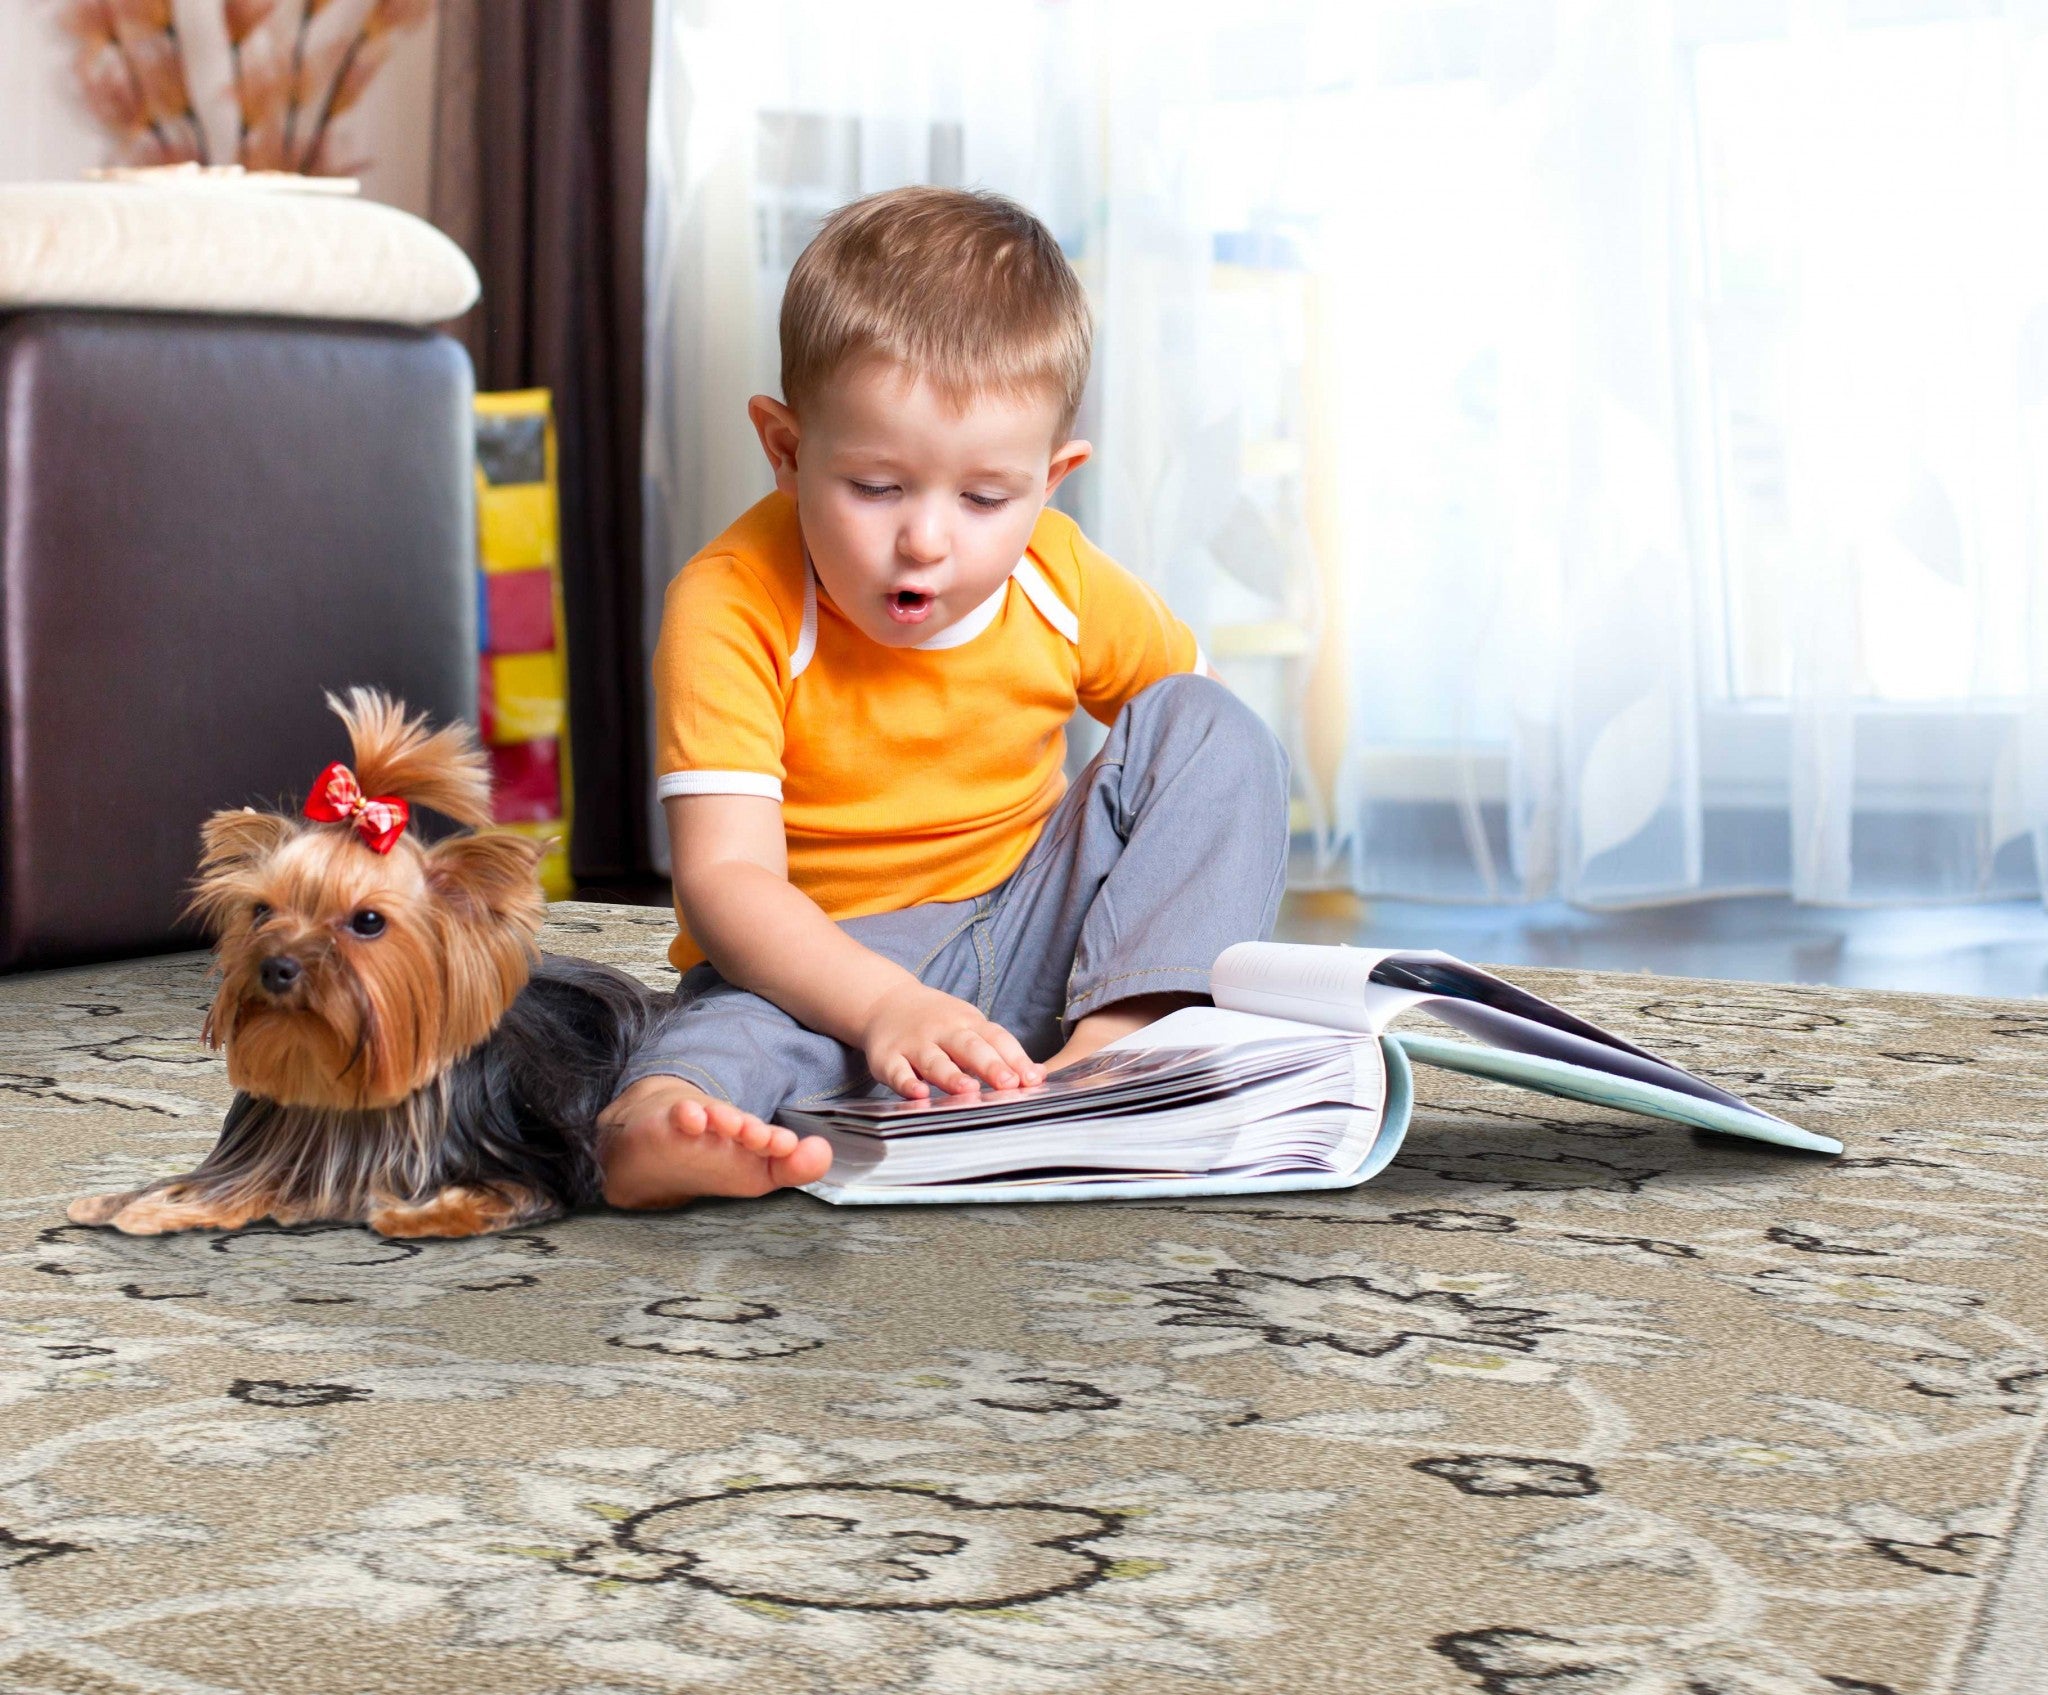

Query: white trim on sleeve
[
  {"left": 1192, "top": 641, "right": 1211, "bottom": 676},
  {"left": 656, "top": 770, "right": 784, "bottom": 802},
  {"left": 791, "top": 569, "right": 818, "bottom": 678},
  {"left": 1011, "top": 558, "right": 1080, "bottom": 644}
]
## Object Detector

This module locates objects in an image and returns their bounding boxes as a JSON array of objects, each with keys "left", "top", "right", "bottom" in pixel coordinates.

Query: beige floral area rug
[{"left": 2, "top": 901, "right": 2046, "bottom": 1694}]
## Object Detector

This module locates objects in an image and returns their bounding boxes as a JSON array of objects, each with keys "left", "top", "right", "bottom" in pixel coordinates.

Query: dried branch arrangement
[{"left": 55, "top": 0, "right": 433, "bottom": 175}]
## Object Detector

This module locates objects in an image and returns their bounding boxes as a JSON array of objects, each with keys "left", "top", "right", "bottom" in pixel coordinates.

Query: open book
[{"left": 787, "top": 943, "right": 1846, "bottom": 1206}]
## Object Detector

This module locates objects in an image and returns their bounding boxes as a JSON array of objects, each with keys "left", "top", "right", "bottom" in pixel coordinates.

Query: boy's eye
[
  {"left": 347, "top": 909, "right": 387, "bottom": 939},
  {"left": 849, "top": 479, "right": 1007, "bottom": 509}
]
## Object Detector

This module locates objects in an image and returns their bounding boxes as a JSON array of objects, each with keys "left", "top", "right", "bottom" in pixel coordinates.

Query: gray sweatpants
[{"left": 617, "top": 675, "right": 1291, "bottom": 1122}]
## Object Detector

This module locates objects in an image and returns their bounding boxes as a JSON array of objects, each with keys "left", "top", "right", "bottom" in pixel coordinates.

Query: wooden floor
[{"left": 572, "top": 878, "right": 2048, "bottom": 1000}]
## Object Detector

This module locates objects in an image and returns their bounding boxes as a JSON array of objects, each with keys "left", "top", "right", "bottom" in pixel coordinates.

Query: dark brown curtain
[{"left": 430, "top": 0, "right": 655, "bottom": 882}]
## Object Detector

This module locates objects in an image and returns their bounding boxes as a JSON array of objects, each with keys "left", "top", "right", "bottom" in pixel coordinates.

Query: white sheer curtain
[{"left": 644, "top": 0, "right": 2048, "bottom": 908}]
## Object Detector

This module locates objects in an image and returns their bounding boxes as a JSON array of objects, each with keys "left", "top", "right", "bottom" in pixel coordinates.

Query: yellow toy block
[
  {"left": 478, "top": 481, "right": 558, "bottom": 573},
  {"left": 488, "top": 652, "right": 566, "bottom": 744},
  {"left": 475, "top": 388, "right": 574, "bottom": 898}
]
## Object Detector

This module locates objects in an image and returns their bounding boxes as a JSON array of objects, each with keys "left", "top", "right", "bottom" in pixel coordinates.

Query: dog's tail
[{"left": 328, "top": 688, "right": 494, "bottom": 830}]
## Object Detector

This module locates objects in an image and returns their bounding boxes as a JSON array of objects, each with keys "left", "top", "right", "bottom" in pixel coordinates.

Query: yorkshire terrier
[{"left": 65, "top": 689, "right": 660, "bottom": 1239}]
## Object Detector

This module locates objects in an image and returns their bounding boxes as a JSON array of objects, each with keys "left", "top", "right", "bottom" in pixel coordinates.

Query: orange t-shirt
[{"left": 652, "top": 491, "right": 1204, "bottom": 971}]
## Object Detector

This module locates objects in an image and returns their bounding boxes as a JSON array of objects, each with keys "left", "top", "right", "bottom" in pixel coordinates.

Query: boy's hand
[{"left": 859, "top": 983, "right": 1046, "bottom": 1099}]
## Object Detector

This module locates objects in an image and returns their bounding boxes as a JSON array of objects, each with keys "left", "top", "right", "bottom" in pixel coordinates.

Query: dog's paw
[
  {"left": 66, "top": 1190, "right": 143, "bottom": 1227},
  {"left": 100, "top": 1188, "right": 260, "bottom": 1235},
  {"left": 369, "top": 1184, "right": 558, "bottom": 1239}
]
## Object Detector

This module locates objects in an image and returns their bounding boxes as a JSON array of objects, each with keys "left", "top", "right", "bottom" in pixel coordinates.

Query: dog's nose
[{"left": 259, "top": 955, "right": 302, "bottom": 996}]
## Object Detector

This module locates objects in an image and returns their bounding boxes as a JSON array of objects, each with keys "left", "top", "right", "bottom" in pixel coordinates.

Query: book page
[
  {"left": 1101, "top": 1004, "right": 1353, "bottom": 1048},
  {"left": 779, "top": 1008, "right": 1374, "bottom": 1140},
  {"left": 810, "top": 1102, "right": 1386, "bottom": 1193},
  {"left": 1366, "top": 952, "right": 1758, "bottom": 1113},
  {"left": 1211, "top": 942, "right": 1769, "bottom": 1120},
  {"left": 1208, "top": 944, "right": 1433, "bottom": 1034},
  {"left": 798, "top": 1036, "right": 1325, "bottom": 1130}
]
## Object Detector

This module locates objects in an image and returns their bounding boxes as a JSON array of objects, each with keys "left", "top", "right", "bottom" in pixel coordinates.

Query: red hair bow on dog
[{"left": 304, "top": 762, "right": 410, "bottom": 853}]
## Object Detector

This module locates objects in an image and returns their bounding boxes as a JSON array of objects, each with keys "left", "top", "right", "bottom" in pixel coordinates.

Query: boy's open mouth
[{"left": 886, "top": 588, "right": 936, "bottom": 625}]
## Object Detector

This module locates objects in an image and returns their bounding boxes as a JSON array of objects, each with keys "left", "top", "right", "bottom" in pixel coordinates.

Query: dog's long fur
[
  {"left": 90, "top": 956, "right": 653, "bottom": 1231},
  {"left": 66, "top": 691, "right": 662, "bottom": 1239}
]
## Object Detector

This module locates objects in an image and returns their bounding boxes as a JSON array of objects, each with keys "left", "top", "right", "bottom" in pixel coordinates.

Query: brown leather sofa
[{"left": 0, "top": 309, "right": 478, "bottom": 970}]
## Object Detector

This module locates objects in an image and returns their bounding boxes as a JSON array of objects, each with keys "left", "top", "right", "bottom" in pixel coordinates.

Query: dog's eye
[
  {"left": 250, "top": 902, "right": 271, "bottom": 925},
  {"left": 347, "top": 909, "right": 387, "bottom": 939}
]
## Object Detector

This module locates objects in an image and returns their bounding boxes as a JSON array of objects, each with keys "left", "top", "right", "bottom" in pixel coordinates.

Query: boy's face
[{"left": 749, "top": 358, "right": 1090, "bottom": 648}]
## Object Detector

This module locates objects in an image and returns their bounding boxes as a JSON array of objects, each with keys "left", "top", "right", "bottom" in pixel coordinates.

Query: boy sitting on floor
[{"left": 596, "top": 185, "right": 1290, "bottom": 1206}]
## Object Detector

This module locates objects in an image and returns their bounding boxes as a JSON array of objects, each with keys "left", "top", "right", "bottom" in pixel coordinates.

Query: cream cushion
[{"left": 0, "top": 181, "right": 479, "bottom": 326}]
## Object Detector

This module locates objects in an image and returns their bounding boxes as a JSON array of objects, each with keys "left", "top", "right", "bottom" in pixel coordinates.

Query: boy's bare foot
[
  {"left": 595, "top": 1076, "right": 833, "bottom": 1210},
  {"left": 1043, "top": 991, "right": 1206, "bottom": 1073}
]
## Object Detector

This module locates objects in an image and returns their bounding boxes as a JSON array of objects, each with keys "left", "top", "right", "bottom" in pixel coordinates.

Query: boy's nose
[{"left": 898, "top": 508, "right": 948, "bottom": 565}]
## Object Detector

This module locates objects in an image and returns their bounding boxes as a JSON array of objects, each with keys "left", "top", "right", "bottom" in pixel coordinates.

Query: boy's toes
[
  {"left": 697, "top": 1100, "right": 749, "bottom": 1140},
  {"left": 663, "top": 1099, "right": 711, "bottom": 1138},
  {"left": 698, "top": 1101, "right": 782, "bottom": 1153},
  {"left": 729, "top": 1115, "right": 797, "bottom": 1157},
  {"left": 770, "top": 1135, "right": 833, "bottom": 1188}
]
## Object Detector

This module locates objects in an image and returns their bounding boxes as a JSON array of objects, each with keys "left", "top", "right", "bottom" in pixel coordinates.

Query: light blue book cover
[{"left": 797, "top": 944, "right": 1843, "bottom": 1207}]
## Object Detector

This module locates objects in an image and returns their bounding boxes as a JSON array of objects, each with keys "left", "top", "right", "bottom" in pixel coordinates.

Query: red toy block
[
  {"left": 485, "top": 568, "right": 557, "bottom": 655},
  {"left": 490, "top": 739, "right": 562, "bottom": 824}
]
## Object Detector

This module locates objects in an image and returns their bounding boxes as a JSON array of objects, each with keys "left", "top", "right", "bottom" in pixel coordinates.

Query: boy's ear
[
  {"left": 748, "top": 394, "right": 803, "bottom": 494},
  {"left": 1043, "top": 438, "right": 1092, "bottom": 500}
]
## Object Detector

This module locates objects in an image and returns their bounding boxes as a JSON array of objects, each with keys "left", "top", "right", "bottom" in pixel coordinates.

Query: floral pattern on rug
[{"left": 0, "top": 903, "right": 2043, "bottom": 1693}]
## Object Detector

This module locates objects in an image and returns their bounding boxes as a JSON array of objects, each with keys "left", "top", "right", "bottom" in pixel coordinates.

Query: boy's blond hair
[{"left": 781, "top": 186, "right": 1092, "bottom": 441}]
